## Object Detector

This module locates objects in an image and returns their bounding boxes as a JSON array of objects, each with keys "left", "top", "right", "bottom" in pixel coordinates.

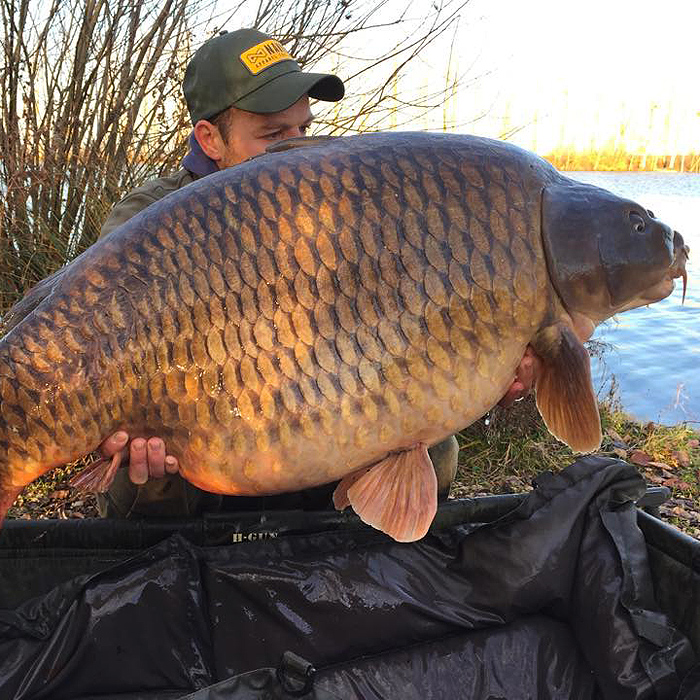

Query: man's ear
[{"left": 193, "top": 120, "right": 226, "bottom": 163}]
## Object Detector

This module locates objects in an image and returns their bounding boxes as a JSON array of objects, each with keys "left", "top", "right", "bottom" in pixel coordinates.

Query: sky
[
  {"left": 202, "top": 0, "right": 699, "bottom": 157},
  {"left": 428, "top": 0, "right": 700, "bottom": 154}
]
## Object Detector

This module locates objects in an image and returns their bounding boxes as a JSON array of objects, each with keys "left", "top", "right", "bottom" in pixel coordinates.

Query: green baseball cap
[{"left": 183, "top": 28, "right": 345, "bottom": 124}]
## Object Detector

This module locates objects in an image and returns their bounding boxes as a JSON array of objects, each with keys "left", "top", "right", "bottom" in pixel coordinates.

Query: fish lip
[{"left": 669, "top": 236, "right": 689, "bottom": 303}]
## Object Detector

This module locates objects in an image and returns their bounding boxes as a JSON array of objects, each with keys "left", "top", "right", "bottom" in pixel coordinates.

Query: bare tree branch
[{"left": 0, "top": 0, "right": 472, "bottom": 315}]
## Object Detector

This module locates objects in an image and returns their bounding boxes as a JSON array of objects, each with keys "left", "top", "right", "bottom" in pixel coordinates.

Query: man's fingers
[
  {"left": 98, "top": 432, "right": 177, "bottom": 485},
  {"left": 147, "top": 437, "right": 166, "bottom": 479},
  {"left": 129, "top": 438, "right": 148, "bottom": 485},
  {"left": 498, "top": 381, "right": 525, "bottom": 408},
  {"left": 165, "top": 455, "right": 180, "bottom": 474},
  {"left": 513, "top": 346, "right": 542, "bottom": 393},
  {"left": 99, "top": 430, "right": 129, "bottom": 458}
]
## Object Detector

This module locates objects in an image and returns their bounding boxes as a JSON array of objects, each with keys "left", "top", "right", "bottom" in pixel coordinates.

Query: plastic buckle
[{"left": 276, "top": 651, "right": 316, "bottom": 696}]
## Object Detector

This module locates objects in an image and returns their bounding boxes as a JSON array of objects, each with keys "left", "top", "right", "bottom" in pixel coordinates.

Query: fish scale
[{"left": 1, "top": 132, "right": 684, "bottom": 541}]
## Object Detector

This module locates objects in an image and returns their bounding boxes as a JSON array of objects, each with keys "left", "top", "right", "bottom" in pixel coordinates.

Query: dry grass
[
  {"left": 7, "top": 457, "right": 99, "bottom": 521},
  {"left": 453, "top": 394, "right": 700, "bottom": 538},
  {"left": 453, "top": 396, "right": 577, "bottom": 497}
]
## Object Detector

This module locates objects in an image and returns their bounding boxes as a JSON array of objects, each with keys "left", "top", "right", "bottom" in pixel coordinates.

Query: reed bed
[{"left": 545, "top": 149, "right": 700, "bottom": 172}]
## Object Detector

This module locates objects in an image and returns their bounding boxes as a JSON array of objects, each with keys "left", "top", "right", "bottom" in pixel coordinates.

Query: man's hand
[
  {"left": 498, "top": 346, "right": 542, "bottom": 408},
  {"left": 99, "top": 432, "right": 180, "bottom": 485}
]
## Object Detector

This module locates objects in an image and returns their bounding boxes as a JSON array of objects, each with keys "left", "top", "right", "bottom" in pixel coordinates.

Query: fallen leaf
[
  {"left": 648, "top": 461, "right": 673, "bottom": 470},
  {"left": 605, "top": 429, "right": 628, "bottom": 449},
  {"left": 613, "top": 447, "right": 627, "bottom": 459},
  {"left": 630, "top": 450, "right": 651, "bottom": 466},
  {"left": 672, "top": 450, "right": 691, "bottom": 468},
  {"left": 688, "top": 439, "right": 699, "bottom": 449},
  {"left": 49, "top": 490, "right": 69, "bottom": 499},
  {"left": 645, "top": 474, "right": 665, "bottom": 484},
  {"left": 663, "top": 478, "right": 692, "bottom": 491}
]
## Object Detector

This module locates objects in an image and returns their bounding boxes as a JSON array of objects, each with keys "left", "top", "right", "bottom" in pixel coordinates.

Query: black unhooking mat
[{"left": 0, "top": 456, "right": 699, "bottom": 699}]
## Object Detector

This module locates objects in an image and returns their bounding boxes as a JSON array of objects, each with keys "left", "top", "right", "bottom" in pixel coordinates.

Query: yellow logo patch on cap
[{"left": 240, "top": 40, "right": 293, "bottom": 75}]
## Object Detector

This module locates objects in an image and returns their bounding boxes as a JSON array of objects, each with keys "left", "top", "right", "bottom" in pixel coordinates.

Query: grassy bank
[{"left": 454, "top": 395, "right": 700, "bottom": 538}]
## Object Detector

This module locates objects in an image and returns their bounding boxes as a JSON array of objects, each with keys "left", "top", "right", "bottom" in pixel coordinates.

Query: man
[{"left": 97, "top": 28, "right": 537, "bottom": 518}]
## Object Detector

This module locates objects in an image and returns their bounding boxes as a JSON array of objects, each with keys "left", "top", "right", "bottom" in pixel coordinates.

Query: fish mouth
[
  {"left": 669, "top": 231, "right": 690, "bottom": 304},
  {"left": 624, "top": 231, "right": 689, "bottom": 310},
  {"left": 637, "top": 277, "right": 676, "bottom": 306}
]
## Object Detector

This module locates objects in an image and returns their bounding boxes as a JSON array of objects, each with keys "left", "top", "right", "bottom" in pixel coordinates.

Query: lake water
[{"left": 567, "top": 172, "right": 700, "bottom": 425}]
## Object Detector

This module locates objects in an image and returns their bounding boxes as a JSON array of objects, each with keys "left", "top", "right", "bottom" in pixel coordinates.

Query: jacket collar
[{"left": 181, "top": 131, "right": 219, "bottom": 178}]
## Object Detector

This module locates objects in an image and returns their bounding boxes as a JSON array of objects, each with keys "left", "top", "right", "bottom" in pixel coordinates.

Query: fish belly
[{"left": 180, "top": 340, "right": 531, "bottom": 496}]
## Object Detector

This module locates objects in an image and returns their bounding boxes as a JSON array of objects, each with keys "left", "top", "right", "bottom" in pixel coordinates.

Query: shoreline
[{"left": 544, "top": 152, "right": 700, "bottom": 173}]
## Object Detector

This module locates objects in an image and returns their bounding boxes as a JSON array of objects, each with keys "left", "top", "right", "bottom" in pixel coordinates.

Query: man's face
[{"left": 215, "top": 95, "right": 314, "bottom": 168}]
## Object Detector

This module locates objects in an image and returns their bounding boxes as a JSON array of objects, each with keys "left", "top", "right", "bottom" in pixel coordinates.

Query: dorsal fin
[
  {"left": 0, "top": 266, "right": 68, "bottom": 337},
  {"left": 265, "top": 135, "right": 338, "bottom": 154}
]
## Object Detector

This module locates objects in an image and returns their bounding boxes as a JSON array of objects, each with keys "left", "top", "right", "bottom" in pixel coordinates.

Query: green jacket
[
  {"left": 100, "top": 168, "right": 197, "bottom": 238},
  {"left": 98, "top": 166, "right": 207, "bottom": 518}
]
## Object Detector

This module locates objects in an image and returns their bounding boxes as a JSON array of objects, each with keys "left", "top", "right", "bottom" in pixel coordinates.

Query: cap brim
[{"left": 233, "top": 70, "right": 344, "bottom": 114}]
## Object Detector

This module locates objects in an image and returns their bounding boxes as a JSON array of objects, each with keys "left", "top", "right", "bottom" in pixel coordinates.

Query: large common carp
[{"left": 0, "top": 133, "right": 688, "bottom": 541}]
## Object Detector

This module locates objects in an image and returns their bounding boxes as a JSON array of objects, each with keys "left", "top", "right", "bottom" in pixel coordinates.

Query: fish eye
[{"left": 629, "top": 211, "right": 646, "bottom": 232}]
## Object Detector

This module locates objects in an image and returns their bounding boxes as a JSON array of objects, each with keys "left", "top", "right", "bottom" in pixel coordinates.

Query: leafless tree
[{"left": 0, "top": 0, "right": 469, "bottom": 313}]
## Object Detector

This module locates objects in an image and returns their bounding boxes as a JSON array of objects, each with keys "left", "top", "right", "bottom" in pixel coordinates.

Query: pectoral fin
[
  {"left": 532, "top": 322, "right": 602, "bottom": 452},
  {"left": 333, "top": 443, "right": 438, "bottom": 542},
  {"left": 69, "top": 453, "right": 122, "bottom": 492}
]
